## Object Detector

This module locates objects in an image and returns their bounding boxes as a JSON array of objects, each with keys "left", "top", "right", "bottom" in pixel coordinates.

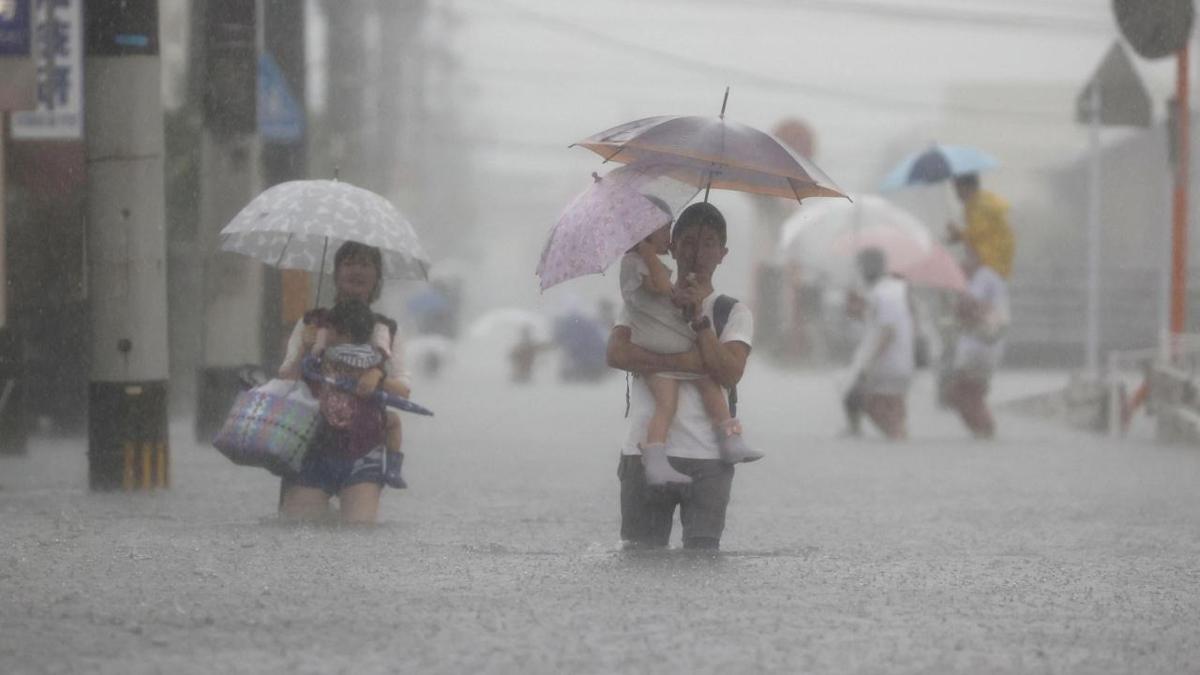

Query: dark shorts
[
  {"left": 292, "top": 444, "right": 385, "bottom": 496},
  {"left": 617, "top": 454, "right": 734, "bottom": 549}
]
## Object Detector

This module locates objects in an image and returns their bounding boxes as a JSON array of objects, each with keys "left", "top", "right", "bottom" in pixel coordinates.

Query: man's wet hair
[
  {"left": 856, "top": 247, "right": 887, "bottom": 282},
  {"left": 672, "top": 202, "right": 727, "bottom": 245},
  {"left": 327, "top": 298, "right": 376, "bottom": 344},
  {"left": 954, "top": 173, "right": 980, "bottom": 192}
]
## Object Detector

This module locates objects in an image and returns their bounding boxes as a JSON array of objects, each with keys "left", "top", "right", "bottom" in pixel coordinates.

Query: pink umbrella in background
[
  {"left": 535, "top": 164, "right": 698, "bottom": 291},
  {"left": 832, "top": 225, "right": 930, "bottom": 272},
  {"left": 833, "top": 225, "right": 966, "bottom": 292},
  {"left": 895, "top": 243, "right": 968, "bottom": 293}
]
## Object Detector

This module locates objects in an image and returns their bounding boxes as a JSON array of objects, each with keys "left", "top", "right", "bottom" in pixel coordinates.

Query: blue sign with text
[{"left": 0, "top": 0, "right": 31, "bottom": 56}]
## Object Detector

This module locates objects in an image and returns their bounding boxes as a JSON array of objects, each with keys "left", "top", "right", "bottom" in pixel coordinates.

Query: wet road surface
[{"left": 2, "top": 356, "right": 1199, "bottom": 673}]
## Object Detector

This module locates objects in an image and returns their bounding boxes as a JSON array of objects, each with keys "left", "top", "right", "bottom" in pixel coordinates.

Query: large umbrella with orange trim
[{"left": 573, "top": 90, "right": 847, "bottom": 204}]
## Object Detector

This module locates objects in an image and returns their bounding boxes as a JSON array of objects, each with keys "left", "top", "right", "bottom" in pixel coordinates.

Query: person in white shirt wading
[
  {"left": 947, "top": 246, "right": 1009, "bottom": 439},
  {"left": 841, "top": 247, "right": 916, "bottom": 441}
]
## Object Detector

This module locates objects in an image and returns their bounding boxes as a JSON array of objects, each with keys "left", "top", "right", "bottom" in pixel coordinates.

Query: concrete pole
[
  {"left": 84, "top": 1, "right": 171, "bottom": 490},
  {"left": 1085, "top": 83, "right": 1102, "bottom": 376},
  {"left": 262, "top": 0, "right": 308, "bottom": 359},
  {"left": 193, "top": 0, "right": 264, "bottom": 441},
  {"left": 0, "top": 115, "right": 6, "bottom": 334}
]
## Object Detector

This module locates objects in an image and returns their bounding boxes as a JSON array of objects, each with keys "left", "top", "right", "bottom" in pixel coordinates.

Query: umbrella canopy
[
  {"left": 779, "top": 194, "right": 931, "bottom": 287},
  {"left": 220, "top": 179, "right": 431, "bottom": 280},
  {"left": 832, "top": 226, "right": 931, "bottom": 273},
  {"left": 879, "top": 144, "right": 998, "bottom": 191},
  {"left": 832, "top": 226, "right": 965, "bottom": 292},
  {"left": 536, "top": 163, "right": 698, "bottom": 291},
  {"left": 574, "top": 115, "right": 847, "bottom": 203},
  {"left": 894, "top": 242, "right": 968, "bottom": 293}
]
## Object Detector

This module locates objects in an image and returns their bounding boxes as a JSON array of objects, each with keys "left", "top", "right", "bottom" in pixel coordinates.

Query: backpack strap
[{"left": 712, "top": 294, "right": 739, "bottom": 417}]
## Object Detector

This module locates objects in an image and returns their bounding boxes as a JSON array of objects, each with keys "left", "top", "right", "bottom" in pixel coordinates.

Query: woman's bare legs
[
  {"left": 279, "top": 485, "right": 332, "bottom": 522},
  {"left": 339, "top": 482, "right": 383, "bottom": 525}
]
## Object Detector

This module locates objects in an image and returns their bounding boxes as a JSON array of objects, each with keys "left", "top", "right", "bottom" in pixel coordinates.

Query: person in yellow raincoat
[{"left": 945, "top": 173, "right": 1014, "bottom": 279}]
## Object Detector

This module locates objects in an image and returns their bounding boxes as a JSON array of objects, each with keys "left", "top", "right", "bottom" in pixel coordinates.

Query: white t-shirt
[
  {"left": 619, "top": 252, "right": 695, "bottom": 355},
  {"left": 851, "top": 276, "right": 914, "bottom": 395},
  {"left": 618, "top": 291, "right": 754, "bottom": 460},
  {"left": 954, "top": 266, "right": 1009, "bottom": 374}
]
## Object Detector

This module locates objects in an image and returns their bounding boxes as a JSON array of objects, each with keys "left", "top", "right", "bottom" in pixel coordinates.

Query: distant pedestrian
[
  {"left": 509, "top": 326, "right": 551, "bottom": 384},
  {"left": 946, "top": 247, "right": 1010, "bottom": 439},
  {"left": 946, "top": 173, "right": 1014, "bottom": 279},
  {"left": 841, "top": 248, "right": 915, "bottom": 440}
]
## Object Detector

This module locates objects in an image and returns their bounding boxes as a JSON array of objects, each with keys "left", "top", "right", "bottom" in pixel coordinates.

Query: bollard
[
  {"left": 0, "top": 326, "right": 28, "bottom": 455},
  {"left": 88, "top": 382, "right": 168, "bottom": 491}
]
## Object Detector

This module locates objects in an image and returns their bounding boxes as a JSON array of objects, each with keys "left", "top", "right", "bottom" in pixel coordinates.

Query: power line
[
  {"left": 537, "top": 0, "right": 1112, "bottom": 33},
  {"left": 484, "top": 0, "right": 1086, "bottom": 124}
]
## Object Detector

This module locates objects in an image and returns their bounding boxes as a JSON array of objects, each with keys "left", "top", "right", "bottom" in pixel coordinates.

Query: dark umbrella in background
[{"left": 879, "top": 143, "right": 998, "bottom": 191}]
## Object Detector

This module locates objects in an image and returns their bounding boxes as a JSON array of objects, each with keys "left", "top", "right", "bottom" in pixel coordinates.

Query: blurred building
[{"left": 1025, "top": 110, "right": 1200, "bottom": 365}]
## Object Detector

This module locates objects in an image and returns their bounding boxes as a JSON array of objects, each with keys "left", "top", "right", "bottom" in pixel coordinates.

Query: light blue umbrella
[{"left": 879, "top": 144, "right": 998, "bottom": 191}]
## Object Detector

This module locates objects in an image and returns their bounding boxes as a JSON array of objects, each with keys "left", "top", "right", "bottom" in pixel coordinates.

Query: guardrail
[{"left": 1107, "top": 334, "right": 1200, "bottom": 441}]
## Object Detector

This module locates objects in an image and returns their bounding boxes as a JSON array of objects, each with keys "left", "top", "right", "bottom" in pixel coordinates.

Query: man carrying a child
[{"left": 606, "top": 202, "right": 757, "bottom": 551}]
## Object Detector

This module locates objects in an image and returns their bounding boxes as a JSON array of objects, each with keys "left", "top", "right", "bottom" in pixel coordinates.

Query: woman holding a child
[{"left": 277, "top": 241, "right": 410, "bottom": 525}]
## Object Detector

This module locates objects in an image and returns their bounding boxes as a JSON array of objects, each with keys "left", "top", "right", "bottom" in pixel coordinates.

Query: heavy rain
[{"left": 1, "top": 1, "right": 1200, "bottom": 673}]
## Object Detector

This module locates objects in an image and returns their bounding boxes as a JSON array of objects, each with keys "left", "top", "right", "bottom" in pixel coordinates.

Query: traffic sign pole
[{"left": 1170, "top": 44, "right": 1191, "bottom": 344}]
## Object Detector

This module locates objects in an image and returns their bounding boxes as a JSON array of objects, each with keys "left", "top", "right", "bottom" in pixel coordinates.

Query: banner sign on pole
[
  {"left": 258, "top": 52, "right": 304, "bottom": 143},
  {"left": 0, "top": 0, "right": 35, "bottom": 110},
  {"left": 0, "top": 0, "right": 31, "bottom": 55},
  {"left": 12, "top": 0, "right": 82, "bottom": 139}
]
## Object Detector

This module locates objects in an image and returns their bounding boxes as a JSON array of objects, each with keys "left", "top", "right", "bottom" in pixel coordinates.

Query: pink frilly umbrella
[{"left": 535, "top": 163, "right": 699, "bottom": 291}]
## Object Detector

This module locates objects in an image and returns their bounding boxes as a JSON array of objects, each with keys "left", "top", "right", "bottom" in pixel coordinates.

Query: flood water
[{"left": 3, "top": 346, "right": 1200, "bottom": 673}]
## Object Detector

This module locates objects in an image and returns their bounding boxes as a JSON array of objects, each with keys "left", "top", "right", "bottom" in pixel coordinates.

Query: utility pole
[
  {"left": 193, "top": 0, "right": 263, "bottom": 441},
  {"left": 84, "top": 0, "right": 170, "bottom": 490},
  {"left": 261, "top": 0, "right": 307, "bottom": 364},
  {"left": 323, "top": 0, "right": 366, "bottom": 188},
  {"left": 1169, "top": 45, "right": 1191, "bottom": 342}
]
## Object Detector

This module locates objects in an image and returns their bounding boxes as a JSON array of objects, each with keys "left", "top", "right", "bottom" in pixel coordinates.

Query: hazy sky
[
  {"left": 456, "top": 0, "right": 1187, "bottom": 187},
  {"left": 422, "top": 0, "right": 1194, "bottom": 313}
]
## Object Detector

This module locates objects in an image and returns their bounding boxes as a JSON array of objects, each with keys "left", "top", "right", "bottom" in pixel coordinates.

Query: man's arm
[
  {"left": 693, "top": 323, "right": 749, "bottom": 388},
  {"left": 606, "top": 325, "right": 703, "bottom": 374}
]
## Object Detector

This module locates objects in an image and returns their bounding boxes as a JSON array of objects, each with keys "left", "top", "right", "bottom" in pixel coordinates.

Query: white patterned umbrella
[{"left": 219, "top": 179, "right": 431, "bottom": 280}]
